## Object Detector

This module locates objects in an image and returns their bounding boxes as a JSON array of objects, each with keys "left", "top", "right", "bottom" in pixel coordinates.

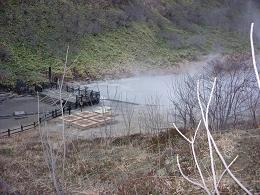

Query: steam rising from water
[{"left": 87, "top": 55, "right": 219, "bottom": 105}]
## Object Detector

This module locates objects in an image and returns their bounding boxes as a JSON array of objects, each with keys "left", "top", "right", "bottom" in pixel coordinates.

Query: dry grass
[
  {"left": 0, "top": 128, "right": 259, "bottom": 194},
  {"left": 0, "top": 131, "right": 54, "bottom": 194}
]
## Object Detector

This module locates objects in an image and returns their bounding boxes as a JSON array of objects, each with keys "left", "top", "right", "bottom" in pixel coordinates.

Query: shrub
[
  {"left": 158, "top": 31, "right": 186, "bottom": 49},
  {"left": 0, "top": 44, "right": 12, "bottom": 62}
]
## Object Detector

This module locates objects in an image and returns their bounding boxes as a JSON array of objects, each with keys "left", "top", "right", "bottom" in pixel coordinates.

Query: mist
[{"left": 87, "top": 54, "right": 219, "bottom": 106}]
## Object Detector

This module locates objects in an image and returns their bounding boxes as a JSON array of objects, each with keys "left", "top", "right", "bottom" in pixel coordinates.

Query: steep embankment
[{"left": 0, "top": 0, "right": 258, "bottom": 86}]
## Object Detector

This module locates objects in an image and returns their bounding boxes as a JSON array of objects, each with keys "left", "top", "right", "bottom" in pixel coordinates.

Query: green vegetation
[
  {"left": 0, "top": 147, "right": 13, "bottom": 156},
  {"left": 0, "top": 0, "right": 256, "bottom": 86}
]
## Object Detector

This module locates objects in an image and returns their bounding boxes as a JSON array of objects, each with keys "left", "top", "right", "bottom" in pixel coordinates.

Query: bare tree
[
  {"left": 246, "top": 84, "right": 260, "bottom": 128},
  {"left": 169, "top": 75, "right": 199, "bottom": 129},
  {"left": 120, "top": 96, "right": 136, "bottom": 136},
  {"left": 174, "top": 77, "right": 252, "bottom": 195},
  {"left": 139, "top": 96, "right": 168, "bottom": 168},
  {"left": 141, "top": 97, "right": 166, "bottom": 135},
  {"left": 170, "top": 54, "right": 259, "bottom": 131},
  {"left": 37, "top": 46, "right": 69, "bottom": 195}
]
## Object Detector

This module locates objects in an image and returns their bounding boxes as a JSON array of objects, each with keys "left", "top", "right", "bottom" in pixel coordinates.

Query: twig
[
  {"left": 176, "top": 155, "right": 209, "bottom": 192},
  {"left": 60, "top": 45, "right": 69, "bottom": 189},
  {"left": 216, "top": 155, "right": 238, "bottom": 189},
  {"left": 197, "top": 78, "right": 219, "bottom": 195},
  {"left": 250, "top": 23, "right": 260, "bottom": 89},
  {"left": 197, "top": 78, "right": 252, "bottom": 195},
  {"left": 174, "top": 120, "right": 210, "bottom": 194},
  {"left": 175, "top": 77, "right": 252, "bottom": 195}
]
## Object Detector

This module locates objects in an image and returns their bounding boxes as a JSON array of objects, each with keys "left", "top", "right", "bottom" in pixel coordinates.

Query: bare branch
[
  {"left": 60, "top": 45, "right": 69, "bottom": 187},
  {"left": 208, "top": 132, "right": 252, "bottom": 194},
  {"left": 173, "top": 123, "right": 192, "bottom": 143},
  {"left": 198, "top": 78, "right": 252, "bottom": 195},
  {"left": 197, "top": 78, "right": 219, "bottom": 195},
  {"left": 176, "top": 155, "right": 209, "bottom": 193},
  {"left": 174, "top": 120, "right": 210, "bottom": 194},
  {"left": 193, "top": 120, "right": 201, "bottom": 142},
  {"left": 216, "top": 155, "right": 238, "bottom": 189},
  {"left": 250, "top": 23, "right": 260, "bottom": 89}
]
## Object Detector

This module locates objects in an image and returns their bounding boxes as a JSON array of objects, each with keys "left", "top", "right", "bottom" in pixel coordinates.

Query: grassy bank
[{"left": 0, "top": 22, "right": 248, "bottom": 86}]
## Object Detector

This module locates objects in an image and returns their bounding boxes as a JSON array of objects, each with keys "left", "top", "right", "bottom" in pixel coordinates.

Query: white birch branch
[{"left": 250, "top": 23, "right": 260, "bottom": 89}]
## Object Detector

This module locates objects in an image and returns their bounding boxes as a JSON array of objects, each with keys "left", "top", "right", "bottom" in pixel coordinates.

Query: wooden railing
[{"left": 0, "top": 109, "right": 64, "bottom": 138}]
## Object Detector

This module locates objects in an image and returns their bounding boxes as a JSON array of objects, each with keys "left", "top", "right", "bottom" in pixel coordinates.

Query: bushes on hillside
[{"left": 158, "top": 31, "right": 186, "bottom": 49}]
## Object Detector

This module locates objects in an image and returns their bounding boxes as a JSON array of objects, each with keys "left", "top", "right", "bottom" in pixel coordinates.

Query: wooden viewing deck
[{"left": 39, "top": 85, "right": 100, "bottom": 108}]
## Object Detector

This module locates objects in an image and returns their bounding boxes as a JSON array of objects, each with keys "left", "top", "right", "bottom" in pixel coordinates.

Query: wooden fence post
[
  {"left": 8, "top": 129, "right": 10, "bottom": 137},
  {"left": 75, "top": 95, "right": 78, "bottom": 109},
  {"left": 55, "top": 109, "right": 57, "bottom": 118},
  {"left": 68, "top": 106, "right": 71, "bottom": 115}
]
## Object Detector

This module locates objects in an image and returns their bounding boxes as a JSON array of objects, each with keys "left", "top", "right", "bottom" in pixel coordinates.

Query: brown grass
[{"left": 0, "top": 128, "right": 259, "bottom": 194}]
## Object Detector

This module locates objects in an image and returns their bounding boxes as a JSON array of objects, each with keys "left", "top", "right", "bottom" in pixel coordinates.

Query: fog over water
[
  {"left": 87, "top": 55, "right": 219, "bottom": 106},
  {"left": 89, "top": 74, "right": 179, "bottom": 105}
]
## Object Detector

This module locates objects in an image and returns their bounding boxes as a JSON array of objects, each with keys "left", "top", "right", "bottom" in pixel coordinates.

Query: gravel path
[{"left": 0, "top": 94, "right": 56, "bottom": 131}]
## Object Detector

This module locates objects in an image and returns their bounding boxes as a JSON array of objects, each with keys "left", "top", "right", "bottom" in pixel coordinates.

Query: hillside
[{"left": 0, "top": 0, "right": 259, "bottom": 86}]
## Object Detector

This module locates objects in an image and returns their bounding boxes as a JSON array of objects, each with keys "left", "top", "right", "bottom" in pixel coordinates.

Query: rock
[{"left": 13, "top": 111, "right": 26, "bottom": 116}]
